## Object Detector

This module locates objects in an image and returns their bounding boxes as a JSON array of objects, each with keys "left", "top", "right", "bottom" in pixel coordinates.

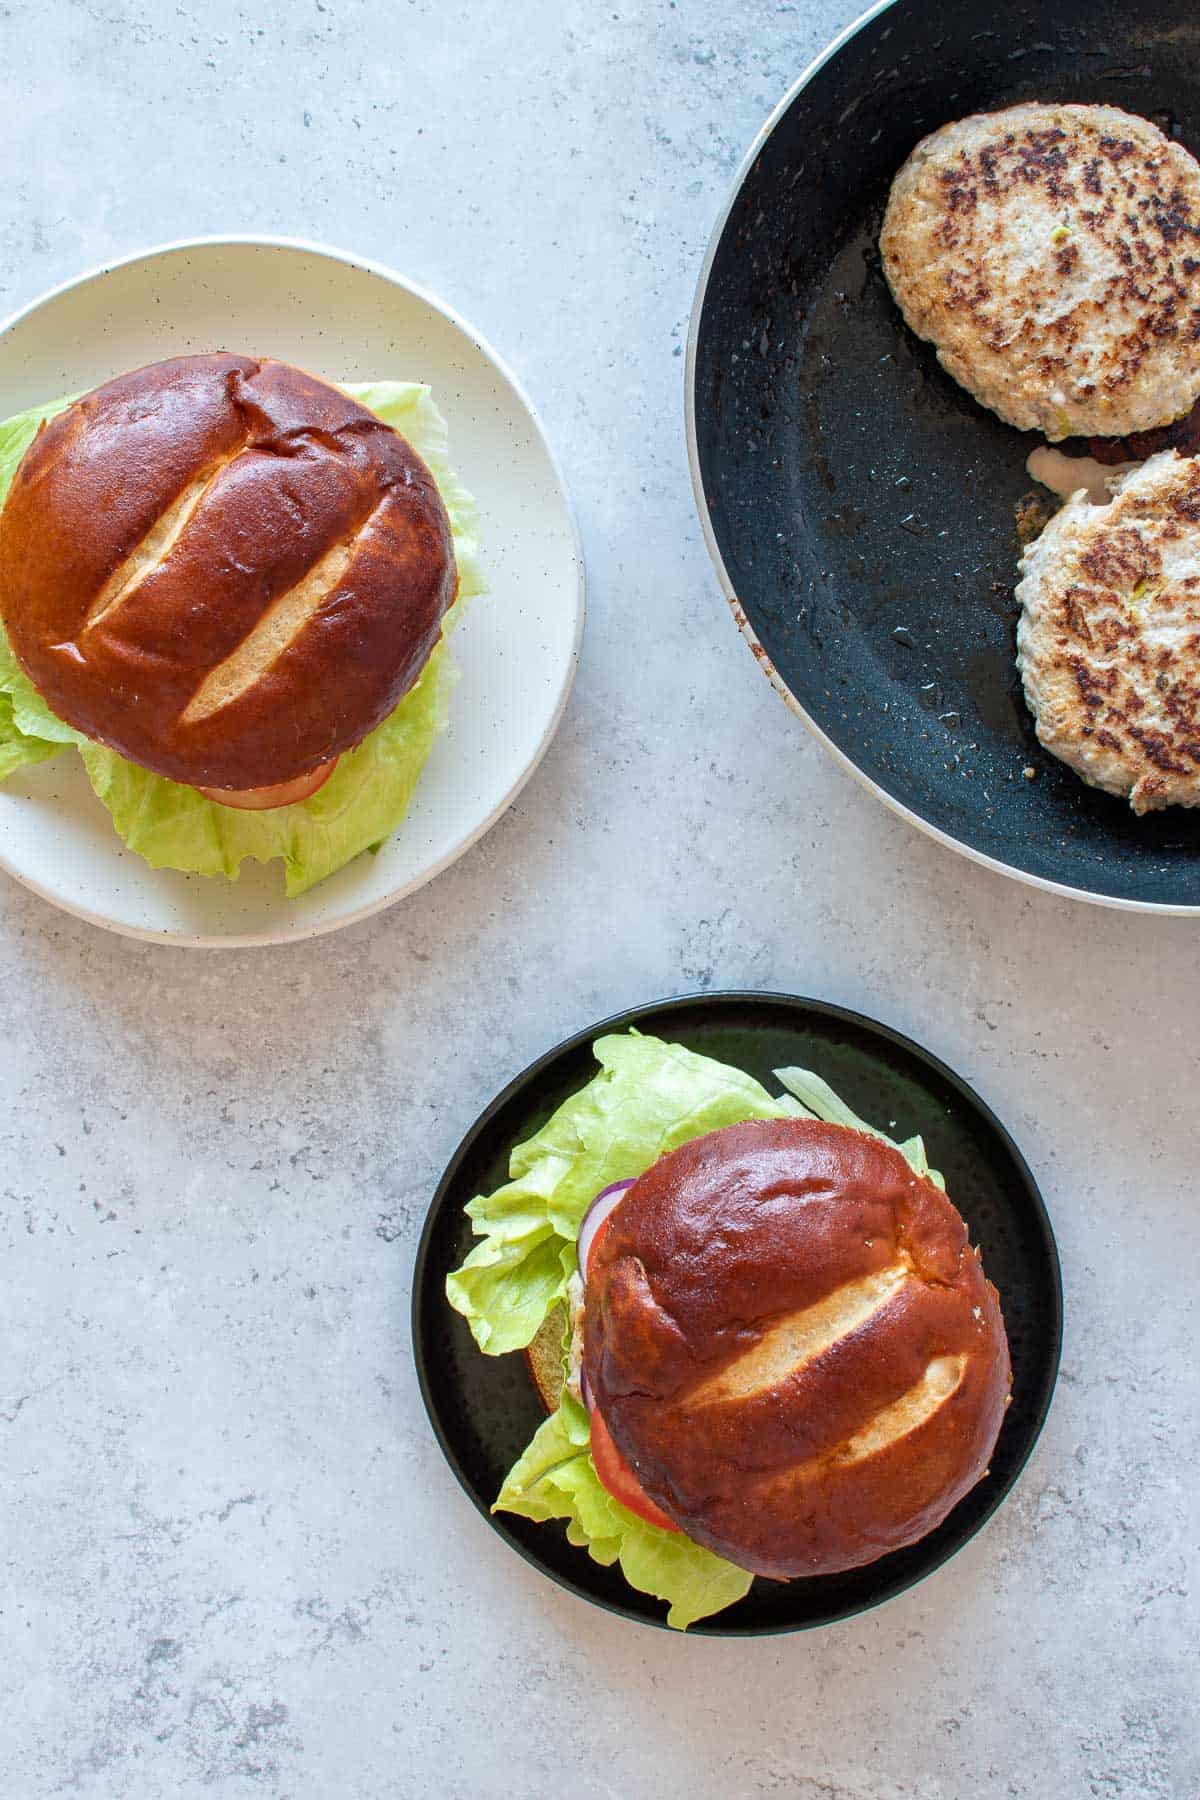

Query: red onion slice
[{"left": 576, "top": 1178, "right": 635, "bottom": 1283}]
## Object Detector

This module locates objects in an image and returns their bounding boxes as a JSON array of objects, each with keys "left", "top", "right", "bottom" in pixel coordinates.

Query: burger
[
  {"left": 0, "top": 353, "right": 481, "bottom": 893},
  {"left": 570, "top": 1117, "right": 1009, "bottom": 1578},
  {"left": 447, "top": 1033, "right": 1011, "bottom": 1628}
]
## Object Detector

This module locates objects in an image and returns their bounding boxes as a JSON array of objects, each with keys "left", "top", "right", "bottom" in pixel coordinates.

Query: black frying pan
[{"left": 688, "top": 0, "right": 1200, "bottom": 911}]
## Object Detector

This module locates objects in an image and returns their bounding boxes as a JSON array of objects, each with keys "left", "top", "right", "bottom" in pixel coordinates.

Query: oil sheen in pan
[
  {"left": 689, "top": 0, "right": 1200, "bottom": 910},
  {"left": 792, "top": 222, "right": 1040, "bottom": 783}
]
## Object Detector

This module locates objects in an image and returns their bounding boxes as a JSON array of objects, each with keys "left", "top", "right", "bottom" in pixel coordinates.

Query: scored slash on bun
[
  {"left": 0, "top": 353, "right": 458, "bottom": 793},
  {"left": 583, "top": 1119, "right": 1011, "bottom": 1580}
]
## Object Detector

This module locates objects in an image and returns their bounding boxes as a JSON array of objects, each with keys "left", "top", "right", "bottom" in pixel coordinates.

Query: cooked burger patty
[
  {"left": 1016, "top": 451, "right": 1200, "bottom": 813},
  {"left": 881, "top": 103, "right": 1200, "bottom": 440}
]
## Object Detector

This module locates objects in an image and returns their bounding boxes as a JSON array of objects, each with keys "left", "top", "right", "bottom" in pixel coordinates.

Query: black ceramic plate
[
  {"left": 413, "top": 993, "right": 1062, "bottom": 1634},
  {"left": 688, "top": 0, "right": 1200, "bottom": 911}
]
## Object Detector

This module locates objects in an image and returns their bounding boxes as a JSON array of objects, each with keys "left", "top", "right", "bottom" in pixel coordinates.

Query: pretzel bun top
[
  {"left": 583, "top": 1118, "right": 1011, "bottom": 1579},
  {"left": 0, "top": 353, "right": 457, "bottom": 790}
]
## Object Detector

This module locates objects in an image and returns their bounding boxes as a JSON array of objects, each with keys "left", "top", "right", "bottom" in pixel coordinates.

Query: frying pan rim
[{"left": 684, "top": 0, "right": 1200, "bottom": 918}]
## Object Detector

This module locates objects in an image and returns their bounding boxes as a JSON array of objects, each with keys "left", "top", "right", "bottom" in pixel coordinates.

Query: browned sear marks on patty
[
  {"left": 882, "top": 104, "right": 1200, "bottom": 439},
  {"left": 1017, "top": 452, "right": 1200, "bottom": 812}
]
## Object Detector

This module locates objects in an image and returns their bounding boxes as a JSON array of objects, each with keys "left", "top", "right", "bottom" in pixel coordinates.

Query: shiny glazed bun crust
[
  {"left": 583, "top": 1118, "right": 1011, "bottom": 1580},
  {"left": 0, "top": 354, "right": 457, "bottom": 791}
]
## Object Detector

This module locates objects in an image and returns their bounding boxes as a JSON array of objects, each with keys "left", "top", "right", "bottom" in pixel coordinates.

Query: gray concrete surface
[{"left": 1, "top": 2, "right": 1196, "bottom": 1795}]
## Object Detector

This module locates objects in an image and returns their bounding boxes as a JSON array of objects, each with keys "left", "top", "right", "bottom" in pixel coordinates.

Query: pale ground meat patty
[
  {"left": 1017, "top": 451, "right": 1200, "bottom": 813},
  {"left": 881, "top": 103, "right": 1200, "bottom": 440}
]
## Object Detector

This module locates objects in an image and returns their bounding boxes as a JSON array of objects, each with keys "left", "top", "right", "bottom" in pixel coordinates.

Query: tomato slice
[
  {"left": 589, "top": 1405, "right": 679, "bottom": 1533},
  {"left": 193, "top": 757, "right": 338, "bottom": 811},
  {"left": 582, "top": 1195, "right": 679, "bottom": 1531}
]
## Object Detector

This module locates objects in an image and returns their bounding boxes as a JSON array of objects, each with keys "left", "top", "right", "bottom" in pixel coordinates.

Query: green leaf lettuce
[
  {"left": 0, "top": 382, "right": 483, "bottom": 896},
  {"left": 495, "top": 1389, "right": 753, "bottom": 1631}
]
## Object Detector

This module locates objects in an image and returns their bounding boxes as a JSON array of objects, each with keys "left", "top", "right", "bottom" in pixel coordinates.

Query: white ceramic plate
[{"left": 0, "top": 238, "right": 584, "bottom": 946}]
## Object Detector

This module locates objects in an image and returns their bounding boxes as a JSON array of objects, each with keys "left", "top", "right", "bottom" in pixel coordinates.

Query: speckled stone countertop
[{"left": 1, "top": 2, "right": 1196, "bottom": 1796}]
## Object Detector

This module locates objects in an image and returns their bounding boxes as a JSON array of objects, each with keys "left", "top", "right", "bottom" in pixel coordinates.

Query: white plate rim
[
  {"left": 0, "top": 234, "right": 586, "bottom": 948},
  {"left": 684, "top": 0, "right": 1200, "bottom": 918}
]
